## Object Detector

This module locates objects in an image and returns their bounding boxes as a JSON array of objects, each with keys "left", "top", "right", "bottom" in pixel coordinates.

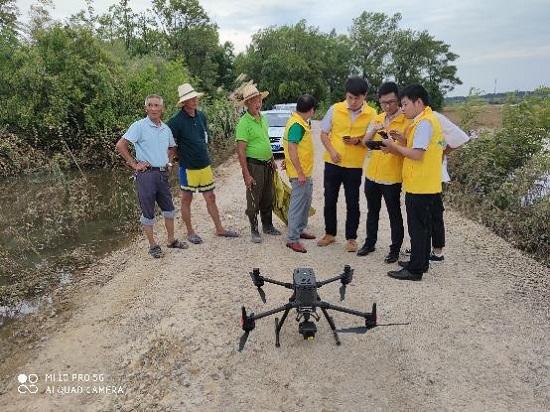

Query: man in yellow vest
[
  {"left": 318, "top": 77, "right": 377, "bottom": 252},
  {"left": 382, "top": 84, "right": 444, "bottom": 281},
  {"left": 283, "top": 94, "right": 317, "bottom": 253},
  {"left": 358, "top": 82, "right": 411, "bottom": 263}
]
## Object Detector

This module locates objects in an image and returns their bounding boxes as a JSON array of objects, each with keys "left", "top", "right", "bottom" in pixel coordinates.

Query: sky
[{"left": 14, "top": 0, "right": 550, "bottom": 96}]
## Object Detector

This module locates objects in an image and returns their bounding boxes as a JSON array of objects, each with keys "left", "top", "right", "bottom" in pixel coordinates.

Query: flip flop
[
  {"left": 148, "top": 244, "right": 162, "bottom": 258},
  {"left": 187, "top": 233, "right": 203, "bottom": 244},
  {"left": 217, "top": 229, "right": 240, "bottom": 238},
  {"left": 167, "top": 239, "right": 189, "bottom": 249}
]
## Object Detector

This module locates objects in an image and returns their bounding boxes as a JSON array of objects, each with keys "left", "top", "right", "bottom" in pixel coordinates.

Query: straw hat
[
  {"left": 229, "top": 80, "right": 269, "bottom": 107},
  {"left": 177, "top": 83, "right": 204, "bottom": 107},
  {"left": 237, "top": 83, "right": 269, "bottom": 106}
]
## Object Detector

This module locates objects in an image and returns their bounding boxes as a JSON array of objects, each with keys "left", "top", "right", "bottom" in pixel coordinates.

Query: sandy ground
[{"left": 1, "top": 122, "right": 549, "bottom": 411}]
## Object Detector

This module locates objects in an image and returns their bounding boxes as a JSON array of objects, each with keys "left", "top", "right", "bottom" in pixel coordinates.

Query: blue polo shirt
[{"left": 123, "top": 116, "right": 176, "bottom": 167}]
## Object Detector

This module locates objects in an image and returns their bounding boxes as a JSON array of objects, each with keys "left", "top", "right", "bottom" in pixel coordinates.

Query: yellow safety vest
[
  {"left": 323, "top": 101, "right": 377, "bottom": 168},
  {"left": 402, "top": 107, "right": 444, "bottom": 194},
  {"left": 283, "top": 112, "right": 314, "bottom": 178},
  {"left": 365, "top": 112, "right": 411, "bottom": 184}
]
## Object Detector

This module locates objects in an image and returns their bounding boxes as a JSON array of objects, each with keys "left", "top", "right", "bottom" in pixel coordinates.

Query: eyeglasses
[{"left": 379, "top": 99, "right": 398, "bottom": 106}]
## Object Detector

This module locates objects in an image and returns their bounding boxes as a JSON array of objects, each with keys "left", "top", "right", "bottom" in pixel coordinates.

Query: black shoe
[
  {"left": 357, "top": 243, "right": 375, "bottom": 256},
  {"left": 387, "top": 268, "right": 422, "bottom": 281},
  {"left": 263, "top": 225, "right": 281, "bottom": 236},
  {"left": 429, "top": 251, "right": 445, "bottom": 263},
  {"left": 384, "top": 252, "right": 399, "bottom": 264},
  {"left": 398, "top": 260, "right": 429, "bottom": 273}
]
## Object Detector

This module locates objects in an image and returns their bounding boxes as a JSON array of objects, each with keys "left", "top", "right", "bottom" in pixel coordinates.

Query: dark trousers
[
  {"left": 363, "top": 178, "right": 404, "bottom": 254},
  {"left": 405, "top": 193, "right": 440, "bottom": 274},
  {"left": 431, "top": 192, "right": 445, "bottom": 249},
  {"left": 323, "top": 162, "right": 362, "bottom": 240},
  {"left": 245, "top": 159, "right": 274, "bottom": 227}
]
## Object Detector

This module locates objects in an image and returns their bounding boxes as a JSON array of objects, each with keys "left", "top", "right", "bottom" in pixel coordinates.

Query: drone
[{"left": 238, "top": 265, "right": 377, "bottom": 351}]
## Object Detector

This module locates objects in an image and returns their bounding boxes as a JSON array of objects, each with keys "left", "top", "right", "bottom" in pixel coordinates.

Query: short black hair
[
  {"left": 377, "top": 82, "right": 399, "bottom": 98},
  {"left": 296, "top": 94, "right": 317, "bottom": 113},
  {"left": 400, "top": 84, "right": 430, "bottom": 106},
  {"left": 345, "top": 76, "right": 369, "bottom": 96}
]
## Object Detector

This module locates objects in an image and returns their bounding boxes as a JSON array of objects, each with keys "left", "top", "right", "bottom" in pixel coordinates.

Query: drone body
[{"left": 239, "top": 265, "right": 377, "bottom": 351}]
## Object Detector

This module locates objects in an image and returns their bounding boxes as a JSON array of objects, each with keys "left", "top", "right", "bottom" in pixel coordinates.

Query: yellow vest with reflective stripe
[
  {"left": 323, "top": 101, "right": 377, "bottom": 168},
  {"left": 283, "top": 113, "right": 314, "bottom": 178},
  {"left": 365, "top": 112, "right": 411, "bottom": 184},
  {"left": 402, "top": 107, "right": 444, "bottom": 194}
]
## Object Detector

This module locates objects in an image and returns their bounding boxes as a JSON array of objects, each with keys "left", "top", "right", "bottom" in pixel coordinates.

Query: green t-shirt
[
  {"left": 287, "top": 123, "right": 305, "bottom": 144},
  {"left": 235, "top": 111, "right": 273, "bottom": 161}
]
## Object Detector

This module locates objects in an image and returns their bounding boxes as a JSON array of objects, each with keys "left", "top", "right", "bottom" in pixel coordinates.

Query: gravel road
[{"left": 1, "top": 122, "right": 548, "bottom": 411}]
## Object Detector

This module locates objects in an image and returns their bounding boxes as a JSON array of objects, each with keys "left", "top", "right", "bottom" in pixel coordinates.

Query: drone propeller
[
  {"left": 256, "top": 287, "right": 266, "bottom": 303},
  {"left": 238, "top": 306, "right": 255, "bottom": 352},
  {"left": 238, "top": 331, "right": 250, "bottom": 351},
  {"left": 339, "top": 284, "right": 346, "bottom": 301}
]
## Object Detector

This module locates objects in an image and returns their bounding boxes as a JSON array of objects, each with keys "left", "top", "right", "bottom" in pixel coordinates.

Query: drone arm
[
  {"left": 316, "top": 275, "right": 343, "bottom": 287},
  {"left": 248, "top": 302, "right": 296, "bottom": 322},
  {"left": 317, "top": 265, "right": 353, "bottom": 288},
  {"left": 318, "top": 302, "right": 371, "bottom": 319},
  {"left": 261, "top": 277, "right": 294, "bottom": 289}
]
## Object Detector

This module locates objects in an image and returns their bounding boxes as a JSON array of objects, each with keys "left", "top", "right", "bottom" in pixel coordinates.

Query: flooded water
[{"left": 0, "top": 168, "right": 150, "bottom": 325}]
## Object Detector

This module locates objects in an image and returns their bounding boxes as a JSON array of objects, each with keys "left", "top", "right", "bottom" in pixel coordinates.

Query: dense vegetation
[
  {"left": 0, "top": 0, "right": 462, "bottom": 176},
  {"left": 448, "top": 89, "right": 550, "bottom": 265}
]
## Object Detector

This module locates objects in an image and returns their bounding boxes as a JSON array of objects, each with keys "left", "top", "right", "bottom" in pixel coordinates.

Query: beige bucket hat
[
  {"left": 177, "top": 83, "right": 204, "bottom": 107},
  {"left": 236, "top": 83, "right": 269, "bottom": 106}
]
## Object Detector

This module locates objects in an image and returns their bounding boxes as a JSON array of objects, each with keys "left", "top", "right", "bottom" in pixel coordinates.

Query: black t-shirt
[{"left": 167, "top": 109, "right": 211, "bottom": 169}]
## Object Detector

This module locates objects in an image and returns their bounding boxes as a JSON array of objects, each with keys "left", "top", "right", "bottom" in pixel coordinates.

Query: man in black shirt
[{"left": 167, "top": 83, "right": 239, "bottom": 244}]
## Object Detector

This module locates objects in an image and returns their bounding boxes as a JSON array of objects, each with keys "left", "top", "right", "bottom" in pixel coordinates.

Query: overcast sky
[{"left": 15, "top": 0, "right": 550, "bottom": 96}]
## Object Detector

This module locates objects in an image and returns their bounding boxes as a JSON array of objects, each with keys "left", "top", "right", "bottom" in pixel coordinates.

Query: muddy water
[{"left": 0, "top": 168, "right": 153, "bottom": 324}]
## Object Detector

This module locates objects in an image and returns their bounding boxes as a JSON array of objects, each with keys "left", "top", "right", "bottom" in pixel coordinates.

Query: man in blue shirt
[
  {"left": 168, "top": 83, "right": 239, "bottom": 244},
  {"left": 116, "top": 94, "right": 188, "bottom": 258}
]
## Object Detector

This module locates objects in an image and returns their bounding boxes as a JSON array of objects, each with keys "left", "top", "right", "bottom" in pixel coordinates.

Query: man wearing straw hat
[
  {"left": 235, "top": 83, "right": 281, "bottom": 243},
  {"left": 167, "top": 83, "right": 239, "bottom": 245}
]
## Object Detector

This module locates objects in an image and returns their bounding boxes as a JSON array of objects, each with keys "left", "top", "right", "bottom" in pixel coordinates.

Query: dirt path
[{"left": 1, "top": 123, "right": 549, "bottom": 411}]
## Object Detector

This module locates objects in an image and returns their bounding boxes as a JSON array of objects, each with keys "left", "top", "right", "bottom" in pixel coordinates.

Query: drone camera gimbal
[{"left": 239, "top": 265, "right": 377, "bottom": 351}]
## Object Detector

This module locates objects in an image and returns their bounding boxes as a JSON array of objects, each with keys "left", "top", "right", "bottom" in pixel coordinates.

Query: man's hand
[
  {"left": 281, "top": 159, "right": 286, "bottom": 170},
  {"left": 243, "top": 173, "right": 255, "bottom": 189},
  {"left": 133, "top": 161, "right": 150, "bottom": 172},
  {"left": 381, "top": 138, "right": 399, "bottom": 155},
  {"left": 329, "top": 149, "right": 341, "bottom": 164},
  {"left": 343, "top": 136, "right": 361, "bottom": 146},
  {"left": 297, "top": 172, "right": 306, "bottom": 185},
  {"left": 389, "top": 130, "right": 406, "bottom": 144}
]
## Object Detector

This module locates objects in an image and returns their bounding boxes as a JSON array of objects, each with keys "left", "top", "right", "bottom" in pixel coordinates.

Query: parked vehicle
[{"left": 262, "top": 109, "right": 293, "bottom": 154}]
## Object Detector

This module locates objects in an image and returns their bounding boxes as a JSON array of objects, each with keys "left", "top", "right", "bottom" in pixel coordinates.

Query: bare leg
[
  {"left": 180, "top": 191, "right": 195, "bottom": 236},
  {"left": 142, "top": 225, "right": 156, "bottom": 247},
  {"left": 203, "top": 190, "right": 225, "bottom": 234},
  {"left": 164, "top": 218, "right": 175, "bottom": 244}
]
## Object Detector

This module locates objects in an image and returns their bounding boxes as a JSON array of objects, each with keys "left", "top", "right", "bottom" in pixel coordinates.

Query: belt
[
  {"left": 148, "top": 166, "right": 167, "bottom": 172},
  {"left": 246, "top": 157, "right": 271, "bottom": 166}
]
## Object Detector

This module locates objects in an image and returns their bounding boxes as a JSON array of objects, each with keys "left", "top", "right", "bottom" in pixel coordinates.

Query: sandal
[
  {"left": 217, "top": 229, "right": 240, "bottom": 238},
  {"left": 148, "top": 245, "right": 162, "bottom": 258},
  {"left": 167, "top": 239, "right": 188, "bottom": 249},
  {"left": 187, "top": 233, "right": 203, "bottom": 244}
]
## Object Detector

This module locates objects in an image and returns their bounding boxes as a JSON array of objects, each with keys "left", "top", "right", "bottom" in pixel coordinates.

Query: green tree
[
  {"left": 213, "top": 41, "right": 236, "bottom": 91},
  {"left": 152, "top": 0, "right": 220, "bottom": 91},
  {"left": 388, "top": 29, "right": 461, "bottom": 109},
  {"left": 349, "top": 11, "right": 401, "bottom": 90},
  {"left": 235, "top": 20, "right": 349, "bottom": 105}
]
